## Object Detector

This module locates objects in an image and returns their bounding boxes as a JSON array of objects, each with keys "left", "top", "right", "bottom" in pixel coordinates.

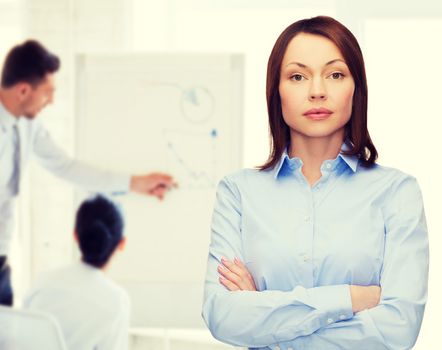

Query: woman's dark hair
[
  {"left": 261, "top": 15, "right": 377, "bottom": 170},
  {"left": 75, "top": 195, "right": 124, "bottom": 268},
  {"left": 1, "top": 39, "right": 60, "bottom": 88}
]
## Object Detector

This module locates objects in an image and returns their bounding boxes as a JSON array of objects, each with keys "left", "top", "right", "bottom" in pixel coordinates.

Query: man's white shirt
[{"left": 0, "top": 102, "right": 130, "bottom": 254}]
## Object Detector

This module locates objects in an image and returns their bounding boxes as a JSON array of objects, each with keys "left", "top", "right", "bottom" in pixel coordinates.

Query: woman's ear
[
  {"left": 73, "top": 231, "right": 78, "bottom": 243},
  {"left": 117, "top": 237, "right": 126, "bottom": 252}
]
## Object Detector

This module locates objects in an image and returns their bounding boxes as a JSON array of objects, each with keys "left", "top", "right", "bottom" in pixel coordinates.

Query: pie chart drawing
[{"left": 180, "top": 86, "right": 215, "bottom": 124}]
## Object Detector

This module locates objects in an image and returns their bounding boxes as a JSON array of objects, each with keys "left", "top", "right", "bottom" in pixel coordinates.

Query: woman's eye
[
  {"left": 290, "top": 74, "right": 305, "bottom": 81},
  {"left": 330, "top": 72, "right": 344, "bottom": 79}
]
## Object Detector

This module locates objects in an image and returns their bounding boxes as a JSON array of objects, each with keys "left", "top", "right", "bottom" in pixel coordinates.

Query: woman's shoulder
[
  {"left": 359, "top": 162, "right": 420, "bottom": 193},
  {"left": 362, "top": 162, "right": 416, "bottom": 180},
  {"left": 29, "top": 263, "right": 78, "bottom": 288},
  {"left": 100, "top": 276, "right": 129, "bottom": 302},
  {"left": 30, "top": 262, "right": 127, "bottom": 299},
  {"left": 220, "top": 167, "right": 273, "bottom": 186}
]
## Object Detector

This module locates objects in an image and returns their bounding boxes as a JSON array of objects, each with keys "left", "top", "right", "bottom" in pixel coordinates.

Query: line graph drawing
[{"left": 163, "top": 128, "right": 218, "bottom": 189}]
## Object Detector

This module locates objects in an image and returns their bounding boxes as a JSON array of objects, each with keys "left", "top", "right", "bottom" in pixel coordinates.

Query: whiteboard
[{"left": 75, "top": 53, "right": 243, "bottom": 327}]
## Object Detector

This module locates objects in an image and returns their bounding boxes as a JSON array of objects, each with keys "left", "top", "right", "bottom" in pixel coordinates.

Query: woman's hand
[
  {"left": 350, "top": 285, "right": 381, "bottom": 313},
  {"left": 217, "top": 257, "right": 381, "bottom": 310},
  {"left": 217, "top": 257, "right": 257, "bottom": 291}
]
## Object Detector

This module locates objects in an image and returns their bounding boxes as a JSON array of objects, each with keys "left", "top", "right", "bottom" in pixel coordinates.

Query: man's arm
[{"left": 32, "top": 121, "right": 176, "bottom": 199}]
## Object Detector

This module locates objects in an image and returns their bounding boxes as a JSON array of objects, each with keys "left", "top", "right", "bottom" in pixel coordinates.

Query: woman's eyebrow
[{"left": 285, "top": 58, "right": 347, "bottom": 69}]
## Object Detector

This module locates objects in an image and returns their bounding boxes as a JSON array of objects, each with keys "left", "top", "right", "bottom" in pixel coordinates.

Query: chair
[{"left": 0, "top": 305, "right": 68, "bottom": 350}]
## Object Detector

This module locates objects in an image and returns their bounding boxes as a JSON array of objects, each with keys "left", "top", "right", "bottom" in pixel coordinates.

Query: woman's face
[{"left": 279, "top": 33, "right": 355, "bottom": 140}]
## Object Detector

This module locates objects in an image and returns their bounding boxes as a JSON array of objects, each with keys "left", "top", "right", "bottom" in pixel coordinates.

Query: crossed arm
[
  {"left": 202, "top": 176, "right": 429, "bottom": 349},
  {"left": 218, "top": 257, "right": 380, "bottom": 314}
]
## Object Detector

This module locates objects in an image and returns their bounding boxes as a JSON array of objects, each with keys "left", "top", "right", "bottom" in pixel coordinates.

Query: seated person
[{"left": 24, "top": 195, "right": 130, "bottom": 350}]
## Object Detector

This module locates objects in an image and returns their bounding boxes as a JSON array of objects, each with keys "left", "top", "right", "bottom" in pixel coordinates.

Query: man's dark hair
[{"left": 1, "top": 39, "right": 60, "bottom": 88}]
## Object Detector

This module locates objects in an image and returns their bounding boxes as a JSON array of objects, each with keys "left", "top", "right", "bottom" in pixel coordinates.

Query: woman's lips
[{"left": 303, "top": 108, "right": 333, "bottom": 120}]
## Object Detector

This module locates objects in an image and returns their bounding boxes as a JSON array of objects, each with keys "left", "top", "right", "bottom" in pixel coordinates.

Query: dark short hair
[
  {"left": 261, "top": 16, "right": 378, "bottom": 170},
  {"left": 1, "top": 39, "right": 60, "bottom": 88},
  {"left": 75, "top": 195, "right": 124, "bottom": 268}
]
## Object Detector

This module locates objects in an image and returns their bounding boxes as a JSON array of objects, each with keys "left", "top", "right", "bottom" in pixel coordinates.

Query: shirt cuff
[
  {"left": 110, "top": 174, "right": 131, "bottom": 195},
  {"left": 308, "top": 284, "right": 353, "bottom": 325}
]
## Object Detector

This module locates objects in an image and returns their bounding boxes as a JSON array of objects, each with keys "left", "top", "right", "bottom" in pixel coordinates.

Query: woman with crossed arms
[{"left": 203, "top": 16, "right": 428, "bottom": 350}]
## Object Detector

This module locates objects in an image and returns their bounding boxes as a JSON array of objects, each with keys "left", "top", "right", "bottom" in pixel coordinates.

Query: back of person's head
[
  {"left": 75, "top": 195, "right": 124, "bottom": 268},
  {"left": 1, "top": 40, "right": 60, "bottom": 88}
]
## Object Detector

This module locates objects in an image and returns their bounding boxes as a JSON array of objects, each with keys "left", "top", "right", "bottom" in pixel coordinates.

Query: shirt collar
[
  {"left": 273, "top": 142, "right": 359, "bottom": 179},
  {"left": 0, "top": 101, "right": 18, "bottom": 132},
  {"left": 273, "top": 149, "right": 302, "bottom": 179},
  {"left": 339, "top": 141, "right": 359, "bottom": 173},
  {"left": 78, "top": 260, "right": 104, "bottom": 275}
]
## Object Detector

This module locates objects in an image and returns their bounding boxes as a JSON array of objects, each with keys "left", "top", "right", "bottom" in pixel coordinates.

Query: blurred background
[{"left": 1, "top": 0, "right": 441, "bottom": 349}]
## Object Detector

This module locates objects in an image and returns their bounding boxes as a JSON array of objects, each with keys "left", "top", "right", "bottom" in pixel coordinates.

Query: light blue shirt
[
  {"left": 202, "top": 147, "right": 429, "bottom": 350},
  {"left": 0, "top": 102, "right": 130, "bottom": 254}
]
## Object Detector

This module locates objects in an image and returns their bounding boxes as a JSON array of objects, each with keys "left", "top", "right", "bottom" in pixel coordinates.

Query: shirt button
[
  {"left": 327, "top": 318, "right": 333, "bottom": 324},
  {"left": 325, "top": 163, "right": 332, "bottom": 169},
  {"left": 339, "top": 315, "right": 346, "bottom": 320},
  {"left": 303, "top": 254, "right": 309, "bottom": 262},
  {"left": 275, "top": 347, "right": 281, "bottom": 350},
  {"left": 304, "top": 216, "right": 310, "bottom": 222}
]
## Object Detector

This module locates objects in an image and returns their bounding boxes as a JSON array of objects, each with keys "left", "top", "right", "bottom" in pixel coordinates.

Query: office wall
[{"left": 2, "top": 0, "right": 440, "bottom": 348}]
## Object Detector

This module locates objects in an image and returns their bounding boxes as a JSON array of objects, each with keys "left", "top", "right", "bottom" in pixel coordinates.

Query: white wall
[{"left": 2, "top": 0, "right": 440, "bottom": 348}]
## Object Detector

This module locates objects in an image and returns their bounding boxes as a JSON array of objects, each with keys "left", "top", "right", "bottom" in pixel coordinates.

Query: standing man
[{"left": 0, "top": 40, "right": 176, "bottom": 306}]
